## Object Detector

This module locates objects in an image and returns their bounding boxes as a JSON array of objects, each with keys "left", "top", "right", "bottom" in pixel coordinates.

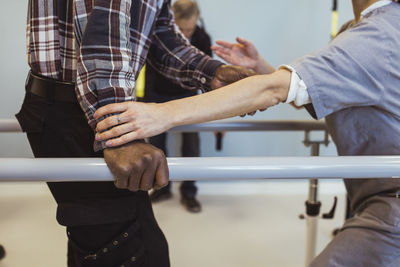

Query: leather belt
[{"left": 25, "top": 71, "right": 77, "bottom": 103}]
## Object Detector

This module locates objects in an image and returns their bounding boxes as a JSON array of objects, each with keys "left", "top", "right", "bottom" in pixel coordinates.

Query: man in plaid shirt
[{"left": 17, "top": 0, "right": 253, "bottom": 266}]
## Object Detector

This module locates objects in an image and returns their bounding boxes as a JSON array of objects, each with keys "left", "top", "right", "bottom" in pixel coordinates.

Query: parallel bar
[
  {"left": 171, "top": 120, "right": 327, "bottom": 132},
  {"left": 0, "top": 157, "right": 399, "bottom": 182},
  {"left": 0, "top": 119, "right": 326, "bottom": 133},
  {"left": 0, "top": 119, "right": 22, "bottom": 132}
]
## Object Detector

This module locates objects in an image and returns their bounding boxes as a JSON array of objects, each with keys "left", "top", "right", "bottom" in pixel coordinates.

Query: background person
[
  {"left": 0, "top": 245, "right": 5, "bottom": 260},
  {"left": 95, "top": 0, "right": 400, "bottom": 266},
  {"left": 18, "top": 0, "right": 253, "bottom": 266},
  {"left": 143, "top": 0, "right": 211, "bottom": 213}
]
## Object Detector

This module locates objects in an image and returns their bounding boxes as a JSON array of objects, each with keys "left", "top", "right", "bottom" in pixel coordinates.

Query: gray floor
[{"left": 0, "top": 182, "right": 346, "bottom": 267}]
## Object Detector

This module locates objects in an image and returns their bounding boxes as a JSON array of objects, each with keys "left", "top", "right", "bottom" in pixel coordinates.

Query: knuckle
[
  {"left": 153, "top": 149, "right": 165, "bottom": 159},
  {"left": 130, "top": 161, "right": 141, "bottom": 170},
  {"left": 142, "top": 153, "right": 153, "bottom": 163},
  {"left": 141, "top": 183, "right": 152, "bottom": 191},
  {"left": 116, "top": 163, "right": 131, "bottom": 174},
  {"left": 128, "top": 112, "right": 136, "bottom": 121},
  {"left": 114, "top": 180, "right": 125, "bottom": 189},
  {"left": 111, "top": 128, "right": 119, "bottom": 136},
  {"left": 128, "top": 183, "right": 139, "bottom": 192},
  {"left": 120, "top": 135, "right": 129, "bottom": 143}
]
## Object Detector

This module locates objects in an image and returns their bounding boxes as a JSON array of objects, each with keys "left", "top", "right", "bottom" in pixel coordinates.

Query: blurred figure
[
  {"left": 142, "top": 0, "right": 212, "bottom": 213},
  {"left": 0, "top": 244, "right": 5, "bottom": 260}
]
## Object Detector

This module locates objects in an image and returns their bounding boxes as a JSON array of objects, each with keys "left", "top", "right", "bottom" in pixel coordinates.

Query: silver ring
[{"left": 117, "top": 116, "right": 121, "bottom": 125}]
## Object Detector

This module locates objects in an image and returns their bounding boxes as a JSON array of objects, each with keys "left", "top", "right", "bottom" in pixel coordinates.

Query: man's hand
[
  {"left": 211, "top": 65, "right": 256, "bottom": 90},
  {"left": 103, "top": 141, "right": 169, "bottom": 192}
]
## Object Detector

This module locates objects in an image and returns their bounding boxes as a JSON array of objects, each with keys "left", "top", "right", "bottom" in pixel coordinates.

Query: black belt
[{"left": 25, "top": 71, "right": 77, "bottom": 103}]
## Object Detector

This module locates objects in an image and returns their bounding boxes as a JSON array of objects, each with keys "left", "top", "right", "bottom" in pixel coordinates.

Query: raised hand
[
  {"left": 212, "top": 37, "right": 259, "bottom": 69},
  {"left": 104, "top": 141, "right": 169, "bottom": 192},
  {"left": 211, "top": 37, "right": 275, "bottom": 75}
]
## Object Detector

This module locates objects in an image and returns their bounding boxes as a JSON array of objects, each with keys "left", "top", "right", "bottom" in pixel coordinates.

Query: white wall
[
  {"left": 0, "top": 1, "right": 32, "bottom": 157},
  {"left": 0, "top": 0, "right": 354, "bottom": 166}
]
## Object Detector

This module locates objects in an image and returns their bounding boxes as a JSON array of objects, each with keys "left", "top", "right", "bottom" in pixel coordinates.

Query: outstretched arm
[
  {"left": 211, "top": 37, "right": 275, "bottom": 75},
  {"left": 94, "top": 70, "right": 291, "bottom": 147}
]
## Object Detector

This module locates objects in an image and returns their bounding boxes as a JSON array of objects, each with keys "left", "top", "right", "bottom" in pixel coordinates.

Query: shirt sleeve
[
  {"left": 279, "top": 65, "right": 311, "bottom": 106},
  {"left": 146, "top": 1, "right": 223, "bottom": 93},
  {"left": 290, "top": 20, "right": 389, "bottom": 120},
  {"left": 75, "top": 0, "right": 134, "bottom": 151}
]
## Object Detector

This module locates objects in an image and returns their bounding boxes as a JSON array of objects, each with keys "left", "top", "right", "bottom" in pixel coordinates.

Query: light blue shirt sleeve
[{"left": 290, "top": 18, "right": 391, "bottom": 120}]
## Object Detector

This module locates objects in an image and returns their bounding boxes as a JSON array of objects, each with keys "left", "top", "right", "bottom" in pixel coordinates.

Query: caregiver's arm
[{"left": 94, "top": 69, "right": 290, "bottom": 147}]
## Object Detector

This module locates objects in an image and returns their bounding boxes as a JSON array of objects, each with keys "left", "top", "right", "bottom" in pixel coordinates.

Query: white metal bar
[
  {"left": 171, "top": 120, "right": 327, "bottom": 132},
  {"left": 0, "top": 119, "right": 326, "bottom": 133},
  {"left": 0, "top": 157, "right": 399, "bottom": 182},
  {"left": 0, "top": 119, "right": 22, "bottom": 132},
  {"left": 305, "top": 217, "right": 318, "bottom": 267}
]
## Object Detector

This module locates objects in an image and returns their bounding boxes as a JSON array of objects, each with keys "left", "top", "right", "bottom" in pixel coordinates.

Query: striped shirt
[{"left": 27, "top": 0, "right": 222, "bottom": 149}]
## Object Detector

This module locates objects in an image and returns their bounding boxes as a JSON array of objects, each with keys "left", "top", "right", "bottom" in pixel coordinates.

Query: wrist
[
  {"left": 255, "top": 57, "right": 275, "bottom": 75},
  {"left": 159, "top": 102, "right": 180, "bottom": 129}
]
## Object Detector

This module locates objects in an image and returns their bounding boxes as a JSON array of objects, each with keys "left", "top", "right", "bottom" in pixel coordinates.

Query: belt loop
[{"left": 25, "top": 71, "right": 32, "bottom": 91}]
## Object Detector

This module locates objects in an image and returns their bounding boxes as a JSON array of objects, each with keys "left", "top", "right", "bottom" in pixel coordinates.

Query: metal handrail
[
  {"left": 0, "top": 119, "right": 21, "bottom": 132},
  {"left": 0, "top": 156, "right": 399, "bottom": 182},
  {"left": 0, "top": 119, "right": 327, "bottom": 133},
  {"left": 171, "top": 120, "right": 327, "bottom": 132}
]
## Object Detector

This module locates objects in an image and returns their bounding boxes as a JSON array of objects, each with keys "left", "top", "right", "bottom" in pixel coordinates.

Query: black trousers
[
  {"left": 149, "top": 132, "right": 199, "bottom": 197},
  {"left": 16, "top": 91, "right": 169, "bottom": 267}
]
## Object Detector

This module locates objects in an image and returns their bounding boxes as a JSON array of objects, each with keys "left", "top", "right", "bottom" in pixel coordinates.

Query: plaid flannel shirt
[{"left": 27, "top": 0, "right": 222, "bottom": 150}]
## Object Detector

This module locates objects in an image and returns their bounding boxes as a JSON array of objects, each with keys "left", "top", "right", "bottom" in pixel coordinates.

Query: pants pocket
[
  {"left": 15, "top": 92, "right": 50, "bottom": 133},
  {"left": 67, "top": 220, "right": 146, "bottom": 267}
]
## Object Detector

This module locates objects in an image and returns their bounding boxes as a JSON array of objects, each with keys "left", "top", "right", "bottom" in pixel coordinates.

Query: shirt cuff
[
  {"left": 278, "top": 65, "right": 311, "bottom": 106},
  {"left": 195, "top": 59, "right": 224, "bottom": 92}
]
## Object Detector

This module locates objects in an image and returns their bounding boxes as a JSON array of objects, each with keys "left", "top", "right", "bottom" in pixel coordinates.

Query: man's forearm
[{"left": 164, "top": 69, "right": 291, "bottom": 128}]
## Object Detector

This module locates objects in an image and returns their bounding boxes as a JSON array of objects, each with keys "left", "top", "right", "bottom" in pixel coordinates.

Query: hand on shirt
[
  {"left": 210, "top": 64, "right": 256, "bottom": 89},
  {"left": 95, "top": 102, "right": 171, "bottom": 148},
  {"left": 103, "top": 141, "right": 169, "bottom": 191}
]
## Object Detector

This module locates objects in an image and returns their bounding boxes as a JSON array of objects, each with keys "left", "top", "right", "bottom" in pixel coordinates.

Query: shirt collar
[{"left": 361, "top": 0, "right": 392, "bottom": 17}]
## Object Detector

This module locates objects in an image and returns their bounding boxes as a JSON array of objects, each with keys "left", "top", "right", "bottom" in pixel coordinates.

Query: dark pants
[
  {"left": 16, "top": 91, "right": 169, "bottom": 267},
  {"left": 149, "top": 132, "right": 199, "bottom": 198}
]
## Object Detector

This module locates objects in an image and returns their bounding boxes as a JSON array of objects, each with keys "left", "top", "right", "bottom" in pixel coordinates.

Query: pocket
[{"left": 15, "top": 92, "right": 50, "bottom": 133}]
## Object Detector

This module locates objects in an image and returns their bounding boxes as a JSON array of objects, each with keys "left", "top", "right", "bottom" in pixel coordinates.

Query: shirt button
[
  {"left": 200, "top": 77, "right": 207, "bottom": 84},
  {"left": 131, "top": 257, "right": 137, "bottom": 262},
  {"left": 113, "top": 241, "right": 119, "bottom": 246},
  {"left": 123, "top": 232, "right": 129, "bottom": 238},
  {"left": 103, "top": 248, "right": 108, "bottom": 253}
]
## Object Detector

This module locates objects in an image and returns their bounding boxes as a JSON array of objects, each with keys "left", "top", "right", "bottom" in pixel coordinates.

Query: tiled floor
[{"left": 0, "top": 182, "right": 346, "bottom": 267}]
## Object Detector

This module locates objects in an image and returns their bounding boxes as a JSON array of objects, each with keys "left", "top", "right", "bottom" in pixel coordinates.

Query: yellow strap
[
  {"left": 331, "top": 11, "right": 338, "bottom": 39},
  {"left": 136, "top": 65, "right": 146, "bottom": 98}
]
